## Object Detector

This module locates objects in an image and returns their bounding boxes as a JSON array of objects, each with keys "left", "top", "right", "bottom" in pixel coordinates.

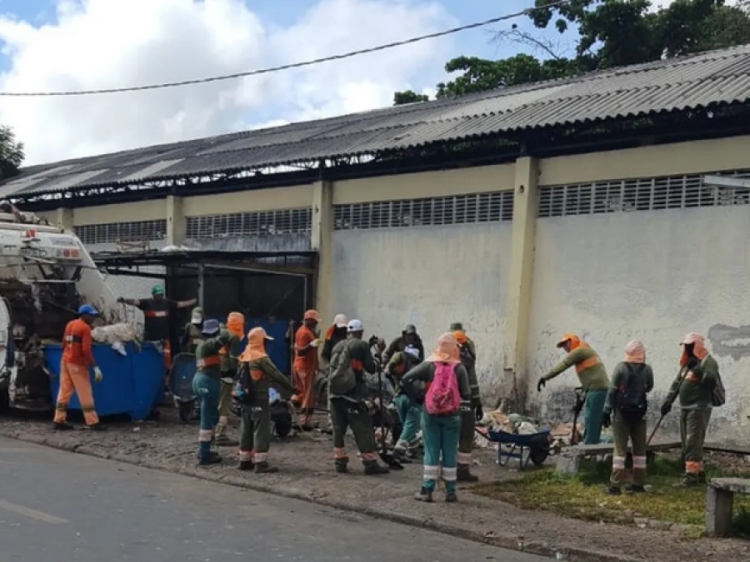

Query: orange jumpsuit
[
  {"left": 292, "top": 325, "right": 319, "bottom": 426},
  {"left": 54, "top": 319, "right": 100, "bottom": 426}
]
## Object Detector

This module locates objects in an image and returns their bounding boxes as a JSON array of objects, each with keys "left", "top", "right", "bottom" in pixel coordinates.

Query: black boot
[
  {"left": 625, "top": 484, "right": 646, "bottom": 494},
  {"left": 53, "top": 421, "right": 74, "bottom": 431},
  {"left": 254, "top": 461, "right": 279, "bottom": 474},
  {"left": 607, "top": 486, "right": 622, "bottom": 496},
  {"left": 198, "top": 452, "right": 222, "bottom": 466},
  {"left": 363, "top": 459, "right": 390, "bottom": 475},
  {"left": 457, "top": 464, "right": 478, "bottom": 482},
  {"left": 85, "top": 423, "right": 107, "bottom": 431},
  {"left": 335, "top": 459, "right": 349, "bottom": 474},
  {"left": 238, "top": 460, "right": 255, "bottom": 471},
  {"left": 414, "top": 487, "right": 433, "bottom": 502}
]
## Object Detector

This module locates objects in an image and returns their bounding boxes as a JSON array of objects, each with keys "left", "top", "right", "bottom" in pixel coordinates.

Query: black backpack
[
  {"left": 459, "top": 343, "right": 476, "bottom": 371},
  {"left": 617, "top": 363, "right": 648, "bottom": 421},
  {"left": 232, "top": 363, "right": 255, "bottom": 406}
]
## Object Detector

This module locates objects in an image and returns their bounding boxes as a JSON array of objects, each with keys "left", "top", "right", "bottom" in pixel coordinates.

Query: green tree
[
  {"left": 393, "top": 90, "right": 429, "bottom": 105},
  {"left": 0, "top": 126, "right": 24, "bottom": 180},
  {"left": 394, "top": 0, "right": 750, "bottom": 105}
]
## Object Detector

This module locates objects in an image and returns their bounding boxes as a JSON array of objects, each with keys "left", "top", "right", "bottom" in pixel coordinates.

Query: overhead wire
[{"left": 0, "top": 0, "right": 571, "bottom": 97}]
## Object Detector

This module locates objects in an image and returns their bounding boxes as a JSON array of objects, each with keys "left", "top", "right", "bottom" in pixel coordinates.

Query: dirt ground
[{"left": 1, "top": 409, "right": 749, "bottom": 562}]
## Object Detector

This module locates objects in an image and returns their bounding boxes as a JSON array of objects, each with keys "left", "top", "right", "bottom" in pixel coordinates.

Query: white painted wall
[
  {"left": 528, "top": 206, "right": 750, "bottom": 439},
  {"left": 332, "top": 223, "right": 512, "bottom": 401}
]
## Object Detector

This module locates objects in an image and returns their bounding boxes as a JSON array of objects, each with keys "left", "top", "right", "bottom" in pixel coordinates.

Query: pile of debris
[{"left": 91, "top": 323, "right": 140, "bottom": 356}]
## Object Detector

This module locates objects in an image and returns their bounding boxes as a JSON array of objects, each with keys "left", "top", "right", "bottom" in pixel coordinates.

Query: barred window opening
[
  {"left": 185, "top": 208, "right": 312, "bottom": 239},
  {"left": 76, "top": 220, "right": 167, "bottom": 245},
  {"left": 333, "top": 191, "right": 513, "bottom": 231},
  {"left": 538, "top": 170, "right": 750, "bottom": 218}
]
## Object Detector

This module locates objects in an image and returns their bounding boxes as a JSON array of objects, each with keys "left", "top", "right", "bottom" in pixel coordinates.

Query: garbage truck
[{"left": 0, "top": 203, "right": 124, "bottom": 411}]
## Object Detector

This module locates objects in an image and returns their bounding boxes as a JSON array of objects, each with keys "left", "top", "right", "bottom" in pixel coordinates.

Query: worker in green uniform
[
  {"left": 537, "top": 333, "right": 610, "bottom": 445},
  {"left": 387, "top": 344, "right": 423, "bottom": 462},
  {"left": 328, "top": 319, "right": 390, "bottom": 476},
  {"left": 193, "top": 319, "right": 236, "bottom": 466},
  {"left": 237, "top": 327, "right": 296, "bottom": 474},
  {"left": 661, "top": 332, "right": 719, "bottom": 487},
  {"left": 214, "top": 312, "right": 245, "bottom": 447},
  {"left": 180, "top": 306, "right": 204, "bottom": 353},
  {"left": 384, "top": 324, "right": 425, "bottom": 363},
  {"left": 451, "top": 322, "right": 481, "bottom": 482},
  {"left": 602, "top": 340, "right": 654, "bottom": 495}
]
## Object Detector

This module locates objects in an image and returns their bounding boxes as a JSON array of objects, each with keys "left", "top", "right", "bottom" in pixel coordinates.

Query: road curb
[{"left": 0, "top": 428, "right": 640, "bottom": 562}]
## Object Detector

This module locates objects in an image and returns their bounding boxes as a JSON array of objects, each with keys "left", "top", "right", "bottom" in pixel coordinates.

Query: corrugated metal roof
[{"left": 5, "top": 43, "right": 750, "bottom": 199}]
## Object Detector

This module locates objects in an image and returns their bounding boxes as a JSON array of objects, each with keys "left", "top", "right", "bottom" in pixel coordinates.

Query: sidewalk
[{"left": 0, "top": 412, "right": 746, "bottom": 562}]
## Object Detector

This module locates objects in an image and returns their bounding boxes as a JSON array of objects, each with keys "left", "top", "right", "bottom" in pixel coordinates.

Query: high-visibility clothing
[{"left": 61, "top": 319, "right": 95, "bottom": 367}]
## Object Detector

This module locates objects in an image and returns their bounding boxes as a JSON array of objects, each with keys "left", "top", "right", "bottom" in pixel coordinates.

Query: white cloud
[{"left": 0, "top": 0, "right": 456, "bottom": 165}]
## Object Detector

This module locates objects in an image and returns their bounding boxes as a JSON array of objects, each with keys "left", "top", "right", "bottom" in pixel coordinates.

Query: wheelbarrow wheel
[
  {"left": 530, "top": 444, "right": 549, "bottom": 467},
  {"left": 178, "top": 401, "right": 194, "bottom": 423}
]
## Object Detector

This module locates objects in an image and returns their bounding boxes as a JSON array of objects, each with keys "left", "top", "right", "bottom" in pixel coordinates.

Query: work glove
[
  {"left": 475, "top": 405, "right": 484, "bottom": 422},
  {"left": 660, "top": 402, "right": 671, "bottom": 417},
  {"left": 310, "top": 339, "right": 321, "bottom": 348},
  {"left": 601, "top": 411, "right": 611, "bottom": 428},
  {"left": 536, "top": 378, "right": 546, "bottom": 392},
  {"left": 93, "top": 367, "right": 103, "bottom": 384}
]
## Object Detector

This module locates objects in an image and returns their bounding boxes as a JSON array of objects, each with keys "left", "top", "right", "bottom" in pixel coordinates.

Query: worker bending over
[
  {"left": 388, "top": 344, "right": 423, "bottom": 462},
  {"left": 452, "top": 322, "right": 481, "bottom": 482},
  {"left": 661, "top": 332, "right": 720, "bottom": 487},
  {"left": 193, "top": 319, "right": 236, "bottom": 466},
  {"left": 53, "top": 304, "right": 105, "bottom": 431},
  {"left": 237, "top": 327, "right": 296, "bottom": 474},
  {"left": 537, "top": 333, "right": 609, "bottom": 445},
  {"left": 214, "top": 312, "right": 245, "bottom": 447},
  {"left": 328, "top": 319, "right": 390, "bottom": 475}
]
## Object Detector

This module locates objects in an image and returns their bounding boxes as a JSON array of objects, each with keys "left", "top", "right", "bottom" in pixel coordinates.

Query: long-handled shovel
[
  {"left": 647, "top": 414, "right": 665, "bottom": 447},
  {"left": 376, "top": 365, "right": 404, "bottom": 470}
]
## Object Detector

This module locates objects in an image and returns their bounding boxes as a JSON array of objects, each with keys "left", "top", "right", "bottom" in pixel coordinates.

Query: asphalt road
[{"left": 0, "top": 436, "right": 549, "bottom": 562}]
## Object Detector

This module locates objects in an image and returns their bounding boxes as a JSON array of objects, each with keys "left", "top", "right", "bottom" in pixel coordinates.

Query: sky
[{"left": 0, "top": 0, "right": 691, "bottom": 165}]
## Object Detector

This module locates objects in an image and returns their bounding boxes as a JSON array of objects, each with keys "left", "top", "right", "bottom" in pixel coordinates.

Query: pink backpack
[{"left": 425, "top": 362, "right": 461, "bottom": 415}]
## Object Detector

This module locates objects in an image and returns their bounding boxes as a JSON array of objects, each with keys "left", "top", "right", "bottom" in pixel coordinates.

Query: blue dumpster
[
  {"left": 46, "top": 342, "right": 165, "bottom": 421},
  {"left": 244, "top": 318, "right": 290, "bottom": 374}
]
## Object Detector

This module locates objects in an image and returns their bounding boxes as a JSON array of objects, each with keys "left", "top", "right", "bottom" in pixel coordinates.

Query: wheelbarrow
[{"left": 479, "top": 426, "right": 551, "bottom": 471}]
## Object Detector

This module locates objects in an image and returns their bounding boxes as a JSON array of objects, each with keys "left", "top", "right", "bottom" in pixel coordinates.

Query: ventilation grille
[
  {"left": 538, "top": 171, "right": 750, "bottom": 218},
  {"left": 76, "top": 220, "right": 167, "bottom": 245},
  {"left": 186, "top": 208, "right": 312, "bottom": 239},
  {"left": 333, "top": 191, "right": 514, "bottom": 230}
]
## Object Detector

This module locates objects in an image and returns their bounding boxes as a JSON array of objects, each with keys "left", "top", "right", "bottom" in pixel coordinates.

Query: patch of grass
[{"left": 473, "top": 456, "right": 750, "bottom": 538}]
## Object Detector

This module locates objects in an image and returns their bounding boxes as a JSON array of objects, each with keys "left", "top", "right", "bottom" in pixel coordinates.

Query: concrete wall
[
  {"left": 332, "top": 222, "right": 512, "bottom": 400},
  {"left": 528, "top": 206, "right": 750, "bottom": 438}
]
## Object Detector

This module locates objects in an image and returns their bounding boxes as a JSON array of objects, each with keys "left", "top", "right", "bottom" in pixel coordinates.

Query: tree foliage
[
  {"left": 0, "top": 126, "right": 24, "bottom": 181},
  {"left": 394, "top": 0, "right": 750, "bottom": 105}
]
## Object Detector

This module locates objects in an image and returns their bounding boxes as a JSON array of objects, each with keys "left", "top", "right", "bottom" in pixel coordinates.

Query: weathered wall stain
[{"left": 707, "top": 323, "right": 750, "bottom": 360}]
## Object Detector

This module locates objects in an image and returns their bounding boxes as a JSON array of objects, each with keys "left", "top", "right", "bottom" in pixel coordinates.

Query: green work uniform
[
  {"left": 388, "top": 351, "right": 423, "bottom": 457},
  {"left": 603, "top": 361, "right": 654, "bottom": 488},
  {"left": 214, "top": 331, "right": 242, "bottom": 442},
  {"left": 457, "top": 337, "right": 480, "bottom": 480},
  {"left": 543, "top": 345, "right": 609, "bottom": 445},
  {"left": 238, "top": 356, "right": 295, "bottom": 468},
  {"left": 182, "top": 323, "right": 203, "bottom": 354},
  {"left": 329, "top": 338, "right": 381, "bottom": 472},
  {"left": 664, "top": 355, "right": 719, "bottom": 481},
  {"left": 401, "top": 361, "right": 471, "bottom": 497}
]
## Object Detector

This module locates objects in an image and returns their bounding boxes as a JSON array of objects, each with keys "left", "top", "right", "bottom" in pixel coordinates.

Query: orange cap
[{"left": 453, "top": 330, "right": 468, "bottom": 345}]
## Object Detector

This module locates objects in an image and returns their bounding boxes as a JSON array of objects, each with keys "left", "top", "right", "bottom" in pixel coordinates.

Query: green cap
[
  {"left": 151, "top": 285, "right": 165, "bottom": 296},
  {"left": 450, "top": 322, "right": 464, "bottom": 331}
]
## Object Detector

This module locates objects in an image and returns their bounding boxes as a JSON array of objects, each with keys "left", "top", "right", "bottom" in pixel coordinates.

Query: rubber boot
[
  {"left": 255, "top": 461, "right": 279, "bottom": 474},
  {"left": 363, "top": 459, "right": 390, "bottom": 475},
  {"left": 238, "top": 461, "right": 255, "bottom": 471},
  {"left": 445, "top": 482, "right": 458, "bottom": 503},
  {"left": 53, "top": 421, "right": 74, "bottom": 431},
  {"left": 199, "top": 452, "right": 222, "bottom": 466},
  {"left": 335, "top": 459, "right": 349, "bottom": 474},
  {"left": 414, "top": 487, "right": 433, "bottom": 502},
  {"left": 457, "top": 464, "right": 478, "bottom": 482}
]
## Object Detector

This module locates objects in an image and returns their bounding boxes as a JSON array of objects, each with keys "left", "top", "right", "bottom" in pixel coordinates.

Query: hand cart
[{"left": 479, "top": 427, "right": 551, "bottom": 470}]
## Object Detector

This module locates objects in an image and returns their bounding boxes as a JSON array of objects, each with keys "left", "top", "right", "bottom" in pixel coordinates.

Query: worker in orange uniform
[
  {"left": 292, "top": 309, "right": 321, "bottom": 431},
  {"left": 53, "top": 304, "right": 106, "bottom": 432}
]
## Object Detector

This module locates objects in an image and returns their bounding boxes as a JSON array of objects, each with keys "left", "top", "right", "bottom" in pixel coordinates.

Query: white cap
[
  {"left": 347, "top": 319, "right": 364, "bottom": 333},
  {"left": 333, "top": 314, "right": 348, "bottom": 328}
]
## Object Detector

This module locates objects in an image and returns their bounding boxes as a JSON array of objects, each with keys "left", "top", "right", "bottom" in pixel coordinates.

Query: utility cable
[{"left": 0, "top": 0, "right": 571, "bottom": 97}]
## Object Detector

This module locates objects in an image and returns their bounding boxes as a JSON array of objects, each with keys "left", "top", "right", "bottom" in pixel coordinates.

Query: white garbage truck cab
[{"left": 0, "top": 204, "right": 121, "bottom": 411}]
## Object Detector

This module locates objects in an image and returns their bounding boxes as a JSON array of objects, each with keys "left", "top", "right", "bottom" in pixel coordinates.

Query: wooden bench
[
  {"left": 706, "top": 478, "right": 750, "bottom": 537},
  {"left": 555, "top": 441, "right": 682, "bottom": 475}
]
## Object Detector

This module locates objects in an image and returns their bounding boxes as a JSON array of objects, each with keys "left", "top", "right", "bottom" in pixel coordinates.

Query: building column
[
  {"left": 166, "top": 195, "right": 186, "bottom": 247},
  {"left": 503, "top": 156, "right": 539, "bottom": 411},
  {"left": 54, "top": 207, "right": 74, "bottom": 231},
  {"left": 311, "top": 180, "right": 333, "bottom": 324}
]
